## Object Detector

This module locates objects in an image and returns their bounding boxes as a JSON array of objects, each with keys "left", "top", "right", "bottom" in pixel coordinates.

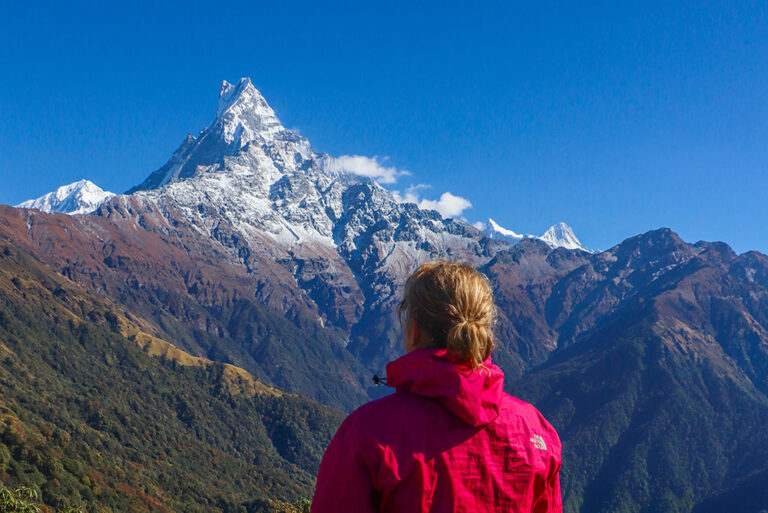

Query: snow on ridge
[
  {"left": 488, "top": 218, "right": 525, "bottom": 240},
  {"left": 16, "top": 179, "right": 115, "bottom": 215}
]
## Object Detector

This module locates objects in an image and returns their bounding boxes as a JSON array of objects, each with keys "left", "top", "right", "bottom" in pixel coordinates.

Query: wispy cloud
[
  {"left": 328, "top": 155, "right": 409, "bottom": 184},
  {"left": 393, "top": 184, "right": 430, "bottom": 204}
]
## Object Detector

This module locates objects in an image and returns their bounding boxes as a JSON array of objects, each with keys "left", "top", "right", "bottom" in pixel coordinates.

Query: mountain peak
[
  {"left": 216, "top": 78, "right": 268, "bottom": 116},
  {"left": 214, "top": 78, "right": 283, "bottom": 145},
  {"left": 128, "top": 78, "right": 300, "bottom": 193},
  {"left": 540, "top": 222, "right": 587, "bottom": 251},
  {"left": 16, "top": 179, "right": 115, "bottom": 215}
]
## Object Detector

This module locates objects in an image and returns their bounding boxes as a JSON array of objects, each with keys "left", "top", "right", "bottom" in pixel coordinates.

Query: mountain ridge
[{"left": 17, "top": 78, "right": 589, "bottom": 253}]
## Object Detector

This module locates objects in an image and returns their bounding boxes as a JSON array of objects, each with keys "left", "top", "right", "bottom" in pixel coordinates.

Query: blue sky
[{"left": 1, "top": 1, "right": 767, "bottom": 252}]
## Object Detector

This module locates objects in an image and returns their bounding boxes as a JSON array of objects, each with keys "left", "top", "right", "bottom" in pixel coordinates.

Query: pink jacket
[{"left": 312, "top": 348, "right": 562, "bottom": 513}]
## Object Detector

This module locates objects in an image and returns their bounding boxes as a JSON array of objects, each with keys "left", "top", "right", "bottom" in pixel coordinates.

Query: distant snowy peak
[
  {"left": 540, "top": 222, "right": 588, "bottom": 251},
  {"left": 485, "top": 218, "right": 591, "bottom": 252},
  {"left": 16, "top": 180, "right": 115, "bottom": 215}
]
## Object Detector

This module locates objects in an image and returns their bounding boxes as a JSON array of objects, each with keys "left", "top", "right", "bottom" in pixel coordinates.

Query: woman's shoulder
[
  {"left": 498, "top": 392, "right": 562, "bottom": 447},
  {"left": 352, "top": 389, "right": 445, "bottom": 421},
  {"left": 344, "top": 390, "right": 458, "bottom": 437}
]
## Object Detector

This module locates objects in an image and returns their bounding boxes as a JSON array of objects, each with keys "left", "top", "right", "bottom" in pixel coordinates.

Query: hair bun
[{"left": 398, "top": 261, "right": 496, "bottom": 368}]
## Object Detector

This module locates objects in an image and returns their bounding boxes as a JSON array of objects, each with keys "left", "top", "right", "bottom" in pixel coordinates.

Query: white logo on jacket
[{"left": 530, "top": 434, "right": 547, "bottom": 451}]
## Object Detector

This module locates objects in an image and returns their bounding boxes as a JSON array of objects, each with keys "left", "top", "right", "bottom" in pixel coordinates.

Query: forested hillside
[{"left": 0, "top": 241, "right": 342, "bottom": 512}]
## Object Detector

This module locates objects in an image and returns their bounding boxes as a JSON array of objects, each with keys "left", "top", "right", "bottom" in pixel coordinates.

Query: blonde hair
[{"left": 398, "top": 261, "right": 496, "bottom": 368}]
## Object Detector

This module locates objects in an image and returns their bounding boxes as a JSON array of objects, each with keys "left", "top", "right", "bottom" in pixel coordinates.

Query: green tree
[{"left": 0, "top": 486, "right": 84, "bottom": 513}]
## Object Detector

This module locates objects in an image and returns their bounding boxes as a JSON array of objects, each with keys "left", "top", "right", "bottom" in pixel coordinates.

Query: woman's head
[{"left": 398, "top": 261, "right": 496, "bottom": 368}]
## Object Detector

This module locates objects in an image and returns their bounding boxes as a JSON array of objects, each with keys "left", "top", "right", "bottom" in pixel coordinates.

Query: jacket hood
[{"left": 385, "top": 348, "right": 505, "bottom": 427}]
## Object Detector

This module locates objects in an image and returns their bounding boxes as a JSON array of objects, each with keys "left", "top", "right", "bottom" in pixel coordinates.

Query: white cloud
[
  {"left": 472, "top": 221, "right": 487, "bottom": 230},
  {"left": 328, "top": 155, "right": 409, "bottom": 184},
  {"left": 394, "top": 185, "right": 473, "bottom": 218},
  {"left": 418, "top": 192, "right": 473, "bottom": 218}
]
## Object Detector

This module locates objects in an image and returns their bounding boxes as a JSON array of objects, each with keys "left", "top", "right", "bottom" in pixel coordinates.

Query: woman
[{"left": 312, "top": 261, "right": 562, "bottom": 512}]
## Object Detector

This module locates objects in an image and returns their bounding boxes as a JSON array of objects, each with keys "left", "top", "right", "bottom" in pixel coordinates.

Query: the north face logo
[{"left": 530, "top": 434, "right": 547, "bottom": 450}]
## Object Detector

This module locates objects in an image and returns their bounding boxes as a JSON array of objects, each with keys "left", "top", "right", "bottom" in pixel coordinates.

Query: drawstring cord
[{"left": 372, "top": 374, "right": 387, "bottom": 385}]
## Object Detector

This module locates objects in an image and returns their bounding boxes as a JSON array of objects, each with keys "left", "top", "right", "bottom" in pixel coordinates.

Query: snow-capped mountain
[
  {"left": 118, "top": 78, "right": 588, "bottom": 258},
  {"left": 98, "top": 78, "right": 493, "bottom": 352},
  {"left": 485, "top": 218, "right": 591, "bottom": 252},
  {"left": 539, "top": 222, "right": 589, "bottom": 251},
  {"left": 16, "top": 179, "right": 115, "bottom": 215},
  {"left": 113, "top": 78, "right": 488, "bottom": 263},
  {"left": 16, "top": 78, "right": 589, "bottom": 256}
]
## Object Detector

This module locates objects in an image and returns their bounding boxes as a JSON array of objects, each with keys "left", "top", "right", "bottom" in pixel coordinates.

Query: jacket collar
[{"left": 385, "top": 348, "right": 504, "bottom": 427}]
